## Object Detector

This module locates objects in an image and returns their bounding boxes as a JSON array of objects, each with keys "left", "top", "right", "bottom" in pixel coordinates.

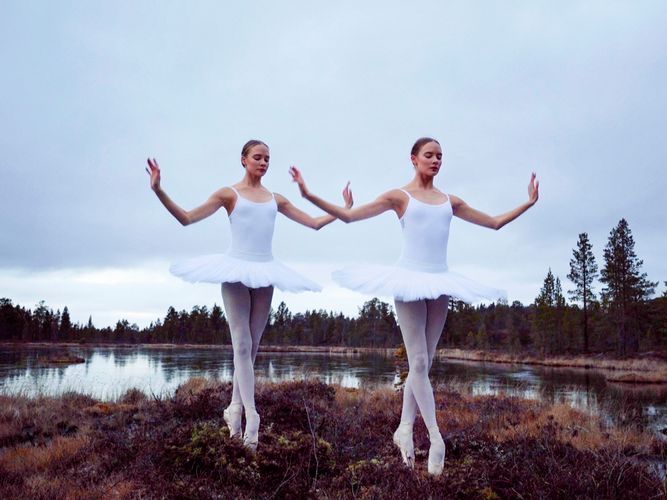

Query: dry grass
[
  {"left": 606, "top": 371, "right": 667, "bottom": 384},
  {"left": 0, "top": 435, "right": 89, "bottom": 474},
  {"left": 487, "top": 401, "right": 657, "bottom": 454},
  {"left": 0, "top": 380, "right": 664, "bottom": 498},
  {"left": 438, "top": 348, "right": 667, "bottom": 382},
  {"left": 172, "top": 375, "right": 221, "bottom": 405},
  {"left": 35, "top": 352, "right": 85, "bottom": 365}
]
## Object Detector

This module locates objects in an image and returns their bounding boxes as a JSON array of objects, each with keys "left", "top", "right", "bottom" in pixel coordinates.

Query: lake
[{"left": 1, "top": 344, "right": 666, "bottom": 437}]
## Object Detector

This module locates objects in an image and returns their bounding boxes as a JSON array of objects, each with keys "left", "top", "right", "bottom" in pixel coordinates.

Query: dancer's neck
[
  {"left": 407, "top": 172, "right": 436, "bottom": 191},
  {"left": 239, "top": 172, "right": 264, "bottom": 188}
]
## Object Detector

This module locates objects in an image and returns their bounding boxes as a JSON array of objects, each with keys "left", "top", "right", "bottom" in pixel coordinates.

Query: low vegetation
[{"left": 1, "top": 379, "right": 665, "bottom": 498}]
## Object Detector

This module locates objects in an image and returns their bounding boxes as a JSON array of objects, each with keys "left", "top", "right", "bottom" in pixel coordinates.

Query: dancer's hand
[
  {"left": 343, "top": 182, "right": 353, "bottom": 208},
  {"left": 289, "top": 166, "right": 310, "bottom": 198},
  {"left": 528, "top": 172, "right": 539, "bottom": 205},
  {"left": 146, "top": 158, "right": 161, "bottom": 192}
]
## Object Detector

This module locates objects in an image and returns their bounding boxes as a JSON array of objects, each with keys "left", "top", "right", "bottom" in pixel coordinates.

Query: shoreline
[
  {"left": 3, "top": 341, "right": 667, "bottom": 382},
  {"left": 436, "top": 348, "right": 667, "bottom": 384}
]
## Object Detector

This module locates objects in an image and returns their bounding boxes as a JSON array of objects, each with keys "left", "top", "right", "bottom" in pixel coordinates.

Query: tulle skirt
[
  {"left": 332, "top": 264, "right": 506, "bottom": 303},
  {"left": 170, "top": 253, "right": 321, "bottom": 292}
]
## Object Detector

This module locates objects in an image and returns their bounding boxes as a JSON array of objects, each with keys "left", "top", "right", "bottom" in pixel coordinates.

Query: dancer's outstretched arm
[
  {"left": 290, "top": 166, "right": 400, "bottom": 223},
  {"left": 274, "top": 191, "right": 352, "bottom": 230},
  {"left": 451, "top": 172, "right": 539, "bottom": 230},
  {"left": 146, "top": 158, "right": 233, "bottom": 226}
]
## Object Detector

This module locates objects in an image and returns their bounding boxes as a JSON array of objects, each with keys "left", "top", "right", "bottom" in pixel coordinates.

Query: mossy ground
[{"left": 0, "top": 379, "right": 665, "bottom": 499}]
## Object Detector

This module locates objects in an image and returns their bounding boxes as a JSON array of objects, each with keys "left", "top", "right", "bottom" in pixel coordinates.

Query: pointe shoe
[
  {"left": 392, "top": 424, "right": 415, "bottom": 469},
  {"left": 223, "top": 403, "right": 242, "bottom": 438},
  {"left": 243, "top": 409, "right": 260, "bottom": 452},
  {"left": 427, "top": 426, "right": 446, "bottom": 476}
]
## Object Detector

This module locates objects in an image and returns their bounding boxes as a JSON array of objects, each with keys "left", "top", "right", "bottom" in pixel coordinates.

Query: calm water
[{"left": 1, "top": 345, "right": 666, "bottom": 436}]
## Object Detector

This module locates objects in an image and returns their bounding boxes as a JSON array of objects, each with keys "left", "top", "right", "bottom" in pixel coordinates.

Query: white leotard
[
  {"left": 396, "top": 189, "right": 451, "bottom": 272},
  {"left": 226, "top": 187, "right": 276, "bottom": 262},
  {"left": 170, "top": 187, "right": 320, "bottom": 292}
]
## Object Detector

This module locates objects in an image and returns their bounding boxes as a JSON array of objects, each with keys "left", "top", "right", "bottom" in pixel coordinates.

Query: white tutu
[
  {"left": 332, "top": 264, "right": 506, "bottom": 303},
  {"left": 170, "top": 253, "right": 321, "bottom": 293}
]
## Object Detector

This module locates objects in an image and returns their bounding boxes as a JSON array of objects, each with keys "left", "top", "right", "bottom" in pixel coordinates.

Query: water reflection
[{"left": 1, "top": 346, "right": 666, "bottom": 436}]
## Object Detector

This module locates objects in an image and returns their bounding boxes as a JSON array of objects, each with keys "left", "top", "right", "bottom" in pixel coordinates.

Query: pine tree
[
  {"left": 600, "top": 219, "right": 657, "bottom": 354},
  {"left": 162, "top": 307, "right": 179, "bottom": 344},
  {"left": 209, "top": 304, "right": 227, "bottom": 344},
  {"left": 567, "top": 232, "right": 598, "bottom": 352},
  {"left": 553, "top": 277, "right": 566, "bottom": 353},
  {"left": 534, "top": 269, "right": 557, "bottom": 354},
  {"left": 60, "top": 306, "right": 72, "bottom": 339}
]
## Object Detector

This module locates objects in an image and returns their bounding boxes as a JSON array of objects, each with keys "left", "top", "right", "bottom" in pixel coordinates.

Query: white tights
[
  {"left": 221, "top": 282, "right": 274, "bottom": 413},
  {"left": 395, "top": 295, "right": 449, "bottom": 429}
]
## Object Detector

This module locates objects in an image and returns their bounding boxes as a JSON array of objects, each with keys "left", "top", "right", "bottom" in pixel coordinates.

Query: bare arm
[
  {"left": 451, "top": 172, "right": 539, "bottom": 230},
  {"left": 289, "top": 166, "right": 398, "bottom": 223},
  {"left": 146, "top": 158, "right": 232, "bottom": 226},
  {"left": 275, "top": 191, "right": 352, "bottom": 230}
]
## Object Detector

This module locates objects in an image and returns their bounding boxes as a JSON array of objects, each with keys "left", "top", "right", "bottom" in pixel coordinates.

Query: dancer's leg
[
  {"left": 221, "top": 282, "right": 257, "bottom": 444},
  {"left": 230, "top": 286, "right": 274, "bottom": 405},
  {"left": 241, "top": 285, "right": 273, "bottom": 448},
  {"left": 394, "top": 298, "right": 446, "bottom": 475},
  {"left": 394, "top": 299, "right": 438, "bottom": 427},
  {"left": 248, "top": 285, "right": 274, "bottom": 353},
  {"left": 400, "top": 295, "right": 449, "bottom": 425}
]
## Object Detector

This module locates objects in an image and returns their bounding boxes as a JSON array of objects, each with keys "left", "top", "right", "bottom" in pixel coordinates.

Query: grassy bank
[
  {"left": 0, "top": 379, "right": 665, "bottom": 498},
  {"left": 437, "top": 348, "right": 667, "bottom": 384}
]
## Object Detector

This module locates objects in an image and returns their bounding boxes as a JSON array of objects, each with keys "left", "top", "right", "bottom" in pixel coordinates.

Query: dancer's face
[
  {"left": 411, "top": 141, "right": 442, "bottom": 176},
  {"left": 242, "top": 144, "right": 270, "bottom": 177}
]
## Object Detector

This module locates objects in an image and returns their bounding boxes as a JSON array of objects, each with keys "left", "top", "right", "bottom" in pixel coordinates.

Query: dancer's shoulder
[
  {"left": 448, "top": 194, "right": 464, "bottom": 208},
  {"left": 378, "top": 188, "right": 409, "bottom": 203},
  {"left": 213, "top": 186, "right": 238, "bottom": 200}
]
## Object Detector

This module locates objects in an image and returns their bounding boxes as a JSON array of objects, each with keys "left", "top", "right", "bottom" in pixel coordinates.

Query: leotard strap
[
  {"left": 228, "top": 186, "right": 275, "bottom": 201},
  {"left": 400, "top": 188, "right": 450, "bottom": 205}
]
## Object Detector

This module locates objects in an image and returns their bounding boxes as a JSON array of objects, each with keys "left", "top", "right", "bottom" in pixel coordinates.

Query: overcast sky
[{"left": 1, "top": 1, "right": 666, "bottom": 327}]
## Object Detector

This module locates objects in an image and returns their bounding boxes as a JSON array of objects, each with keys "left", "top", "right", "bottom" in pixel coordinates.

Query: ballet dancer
[
  {"left": 146, "top": 139, "right": 349, "bottom": 451},
  {"left": 290, "top": 137, "right": 539, "bottom": 475}
]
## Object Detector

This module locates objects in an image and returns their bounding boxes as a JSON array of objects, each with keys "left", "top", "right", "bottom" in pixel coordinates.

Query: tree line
[{"left": 1, "top": 219, "right": 664, "bottom": 355}]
